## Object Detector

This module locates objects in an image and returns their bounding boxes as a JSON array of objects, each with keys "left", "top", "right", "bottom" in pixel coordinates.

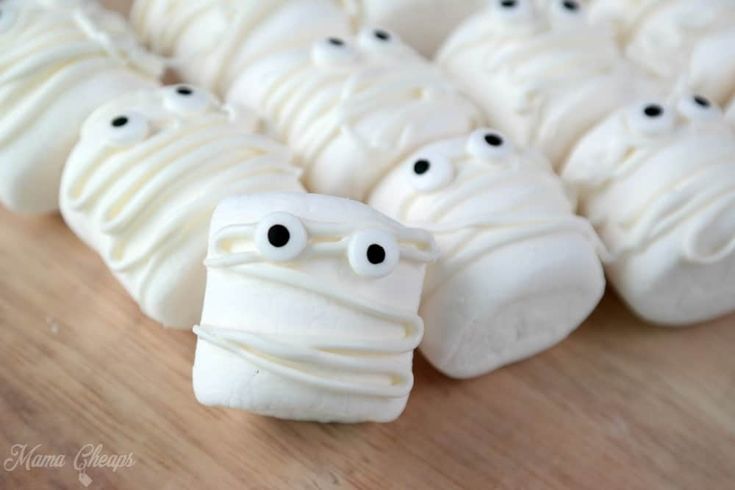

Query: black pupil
[
  {"left": 562, "top": 0, "right": 579, "bottom": 10},
  {"left": 267, "top": 225, "right": 290, "bottom": 248},
  {"left": 484, "top": 133, "right": 504, "bottom": 147},
  {"left": 643, "top": 105, "right": 663, "bottom": 118},
  {"left": 374, "top": 30, "right": 390, "bottom": 41},
  {"left": 111, "top": 116, "right": 129, "bottom": 128},
  {"left": 177, "top": 86, "right": 193, "bottom": 96},
  {"left": 500, "top": 0, "right": 517, "bottom": 7},
  {"left": 367, "top": 244, "right": 386, "bottom": 265},
  {"left": 693, "top": 95, "right": 710, "bottom": 108},
  {"left": 328, "top": 37, "right": 344, "bottom": 46},
  {"left": 413, "top": 159, "right": 430, "bottom": 175}
]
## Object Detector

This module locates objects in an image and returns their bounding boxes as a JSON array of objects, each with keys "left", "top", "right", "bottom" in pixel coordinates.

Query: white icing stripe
[
  {"left": 194, "top": 325, "right": 414, "bottom": 398},
  {"left": 602, "top": 161, "right": 735, "bottom": 260},
  {"left": 425, "top": 213, "right": 606, "bottom": 295},
  {"left": 194, "top": 260, "right": 424, "bottom": 398}
]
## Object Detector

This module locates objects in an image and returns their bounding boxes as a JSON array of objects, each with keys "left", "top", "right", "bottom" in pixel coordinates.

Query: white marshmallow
[
  {"left": 563, "top": 92, "right": 735, "bottom": 324},
  {"left": 192, "top": 193, "right": 438, "bottom": 422},
  {"left": 369, "top": 130, "right": 605, "bottom": 378},
  {"left": 727, "top": 97, "right": 735, "bottom": 126},
  {"left": 228, "top": 29, "right": 481, "bottom": 200},
  {"left": 590, "top": 0, "right": 735, "bottom": 105},
  {"left": 341, "top": 0, "right": 487, "bottom": 56},
  {"left": 437, "top": 0, "right": 651, "bottom": 168},
  {"left": 0, "top": 0, "right": 162, "bottom": 213},
  {"left": 130, "top": 0, "right": 351, "bottom": 95},
  {"left": 60, "top": 85, "right": 304, "bottom": 328}
]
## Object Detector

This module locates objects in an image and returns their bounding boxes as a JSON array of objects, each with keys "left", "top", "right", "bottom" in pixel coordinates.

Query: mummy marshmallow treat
[
  {"left": 228, "top": 29, "right": 482, "bottom": 200},
  {"left": 0, "top": 0, "right": 162, "bottom": 214},
  {"left": 131, "top": 0, "right": 351, "bottom": 96},
  {"left": 437, "top": 0, "right": 651, "bottom": 168},
  {"left": 192, "top": 193, "right": 438, "bottom": 422},
  {"left": 369, "top": 129, "right": 605, "bottom": 377},
  {"left": 564, "top": 93, "right": 735, "bottom": 325},
  {"left": 340, "top": 0, "right": 487, "bottom": 56},
  {"left": 60, "top": 85, "right": 304, "bottom": 328},
  {"left": 590, "top": 0, "right": 735, "bottom": 105}
]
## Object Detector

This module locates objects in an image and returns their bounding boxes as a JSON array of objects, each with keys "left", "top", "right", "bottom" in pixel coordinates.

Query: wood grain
[{"left": 1, "top": 1, "right": 734, "bottom": 488}]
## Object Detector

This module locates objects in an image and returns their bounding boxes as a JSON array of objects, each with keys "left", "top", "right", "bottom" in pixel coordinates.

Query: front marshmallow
[
  {"left": 228, "top": 28, "right": 481, "bottom": 200},
  {"left": 369, "top": 129, "right": 605, "bottom": 378},
  {"left": 193, "top": 193, "right": 438, "bottom": 423},
  {"left": 563, "top": 93, "right": 735, "bottom": 325},
  {"left": 0, "top": 0, "right": 162, "bottom": 213},
  {"left": 437, "top": 0, "right": 649, "bottom": 168},
  {"left": 60, "top": 85, "right": 304, "bottom": 328}
]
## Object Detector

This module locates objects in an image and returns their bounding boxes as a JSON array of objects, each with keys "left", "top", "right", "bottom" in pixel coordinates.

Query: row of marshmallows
[
  {"left": 0, "top": 0, "right": 731, "bottom": 423},
  {"left": 131, "top": 0, "right": 735, "bottom": 421},
  {"left": 132, "top": 0, "right": 607, "bottom": 388}
]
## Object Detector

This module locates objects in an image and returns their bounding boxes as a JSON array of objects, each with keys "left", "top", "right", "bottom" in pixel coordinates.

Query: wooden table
[{"left": 2, "top": 1, "right": 735, "bottom": 488}]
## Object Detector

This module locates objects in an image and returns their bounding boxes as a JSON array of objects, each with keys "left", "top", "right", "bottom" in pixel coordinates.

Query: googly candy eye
[
  {"left": 626, "top": 102, "right": 676, "bottom": 136},
  {"left": 677, "top": 94, "right": 721, "bottom": 121},
  {"left": 311, "top": 36, "right": 359, "bottom": 67},
  {"left": 348, "top": 229, "right": 400, "bottom": 278},
  {"left": 406, "top": 152, "right": 455, "bottom": 192},
  {"left": 357, "top": 27, "right": 400, "bottom": 52},
  {"left": 255, "top": 212, "right": 308, "bottom": 262},
  {"left": 466, "top": 128, "right": 514, "bottom": 161},
  {"left": 162, "top": 84, "right": 213, "bottom": 115},
  {"left": 551, "top": 0, "right": 583, "bottom": 17},
  {"left": 493, "top": 0, "right": 535, "bottom": 23},
  {"left": 103, "top": 112, "right": 150, "bottom": 146}
]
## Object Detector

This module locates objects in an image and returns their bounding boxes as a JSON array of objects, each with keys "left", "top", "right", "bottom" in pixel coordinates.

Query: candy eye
[
  {"left": 357, "top": 27, "right": 400, "bottom": 52},
  {"left": 163, "top": 84, "right": 213, "bottom": 114},
  {"left": 311, "top": 36, "right": 358, "bottom": 67},
  {"left": 467, "top": 129, "right": 514, "bottom": 160},
  {"left": 103, "top": 112, "right": 150, "bottom": 146},
  {"left": 348, "top": 229, "right": 400, "bottom": 278},
  {"left": 627, "top": 102, "right": 676, "bottom": 136},
  {"left": 406, "top": 152, "right": 455, "bottom": 192},
  {"left": 493, "top": 0, "right": 535, "bottom": 22},
  {"left": 254, "top": 212, "right": 308, "bottom": 262},
  {"left": 677, "top": 94, "right": 721, "bottom": 121}
]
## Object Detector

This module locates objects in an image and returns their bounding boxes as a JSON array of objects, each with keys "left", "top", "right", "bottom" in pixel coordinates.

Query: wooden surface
[
  {"left": 2, "top": 205, "right": 735, "bottom": 490},
  {"left": 2, "top": 1, "right": 735, "bottom": 489}
]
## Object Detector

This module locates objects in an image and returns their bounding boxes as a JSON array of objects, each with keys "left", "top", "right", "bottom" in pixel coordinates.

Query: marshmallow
[
  {"left": 437, "top": 0, "right": 650, "bottom": 168},
  {"left": 369, "top": 129, "right": 605, "bottom": 378},
  {"left": 727, "top": 97, "right": 735, "bottom": 126},
  {"left": 342, "top": 0, "right": 486, "bottom": 56},
  {"left": 130, "top": 0, "right": 351, "bottom": 95},
  {"left": 0, "top": 0, "right": 162, "bottom": 213},
  {"left": 591, "top": 0, "right": 735, "bottom": 105},
  {"left": 228, "top": 29, "right": 481, "bottom": 200},
  {"left": 59, "top": 85, "right": 304, "bottom": 328},
  {"left": 563, "top": 92, "right": 735, "bottom": 325},
  {"left": 192, "top": 193, "right": 438, "bottom": 422}
]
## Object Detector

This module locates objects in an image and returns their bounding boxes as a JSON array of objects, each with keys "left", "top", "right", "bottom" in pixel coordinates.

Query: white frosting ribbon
[{"left": 194, "top": 261, "right": 424, "bottom": 398}]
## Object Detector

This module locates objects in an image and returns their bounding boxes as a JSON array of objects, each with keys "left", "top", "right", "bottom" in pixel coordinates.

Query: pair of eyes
[
  {"left": 254, "top": 213, "right": 401, "bottom": 278},
  {"left": 408, "top": 129, "right": 514, "bottom": 192},
  {"left": 102, "top": 85, "right": 212, "bottom": 146},
  {"left": 627, "top": 95, "right": 722, "bottom": 136},
  {"left": 494, "top": 0, "right": 583, "bottom": 24},
  {"left": 311, "top": 28, "right": 402, "bottom": 66}
]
